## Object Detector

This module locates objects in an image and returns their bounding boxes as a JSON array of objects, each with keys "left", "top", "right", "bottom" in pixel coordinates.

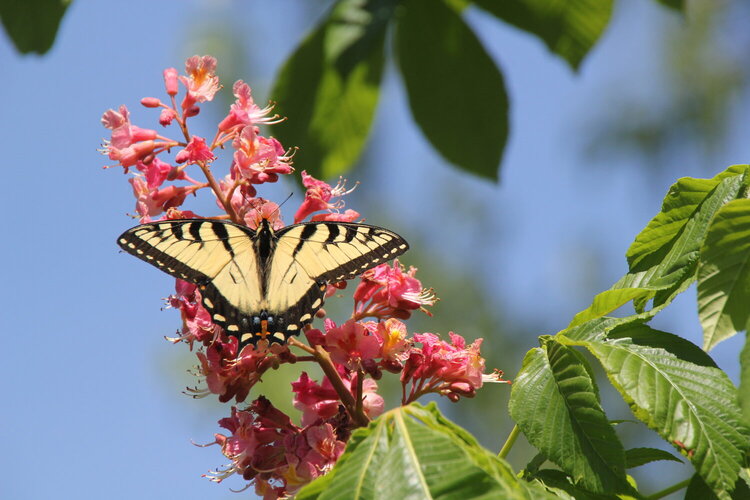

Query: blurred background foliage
[
  {"left": 583, "top": 0, "right": 750, "bottom": 172},
  {"left": 4, "top": 0, "right": 750, "bottom": 498}
]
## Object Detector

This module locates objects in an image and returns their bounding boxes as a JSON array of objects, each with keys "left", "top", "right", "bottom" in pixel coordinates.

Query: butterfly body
[{"left": 117, "top": 218, "right": 408, "bottom": 348}]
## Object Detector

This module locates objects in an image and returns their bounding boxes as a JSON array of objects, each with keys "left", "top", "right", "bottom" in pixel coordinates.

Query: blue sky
[{"left": 2, "top": 1, "right": 748, "bottom": 498}]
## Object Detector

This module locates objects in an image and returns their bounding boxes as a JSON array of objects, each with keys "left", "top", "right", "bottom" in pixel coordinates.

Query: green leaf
[
  {"left": 528, "top": 469, "right": 644, "bottom": 500},
  {"left": 698, "top": 199, "right": 750, "bottom": 350},
  {"left": 0, "top": 0, "right": 70, "bottom": 54},
  {"left": 685, "top": 473, "right": 719, "bottom": 500},
  {"left": 395, "top": 0, "right": 508, "bottom": 181},
  {"left": 579, "top": 323, "right": 750, "bottom": 498},
  {"left": 471, "top": 0, "right": 614, "bottom": 70},
  {"left": 525, "top": 470, "right": 594, "bottom": 500},
  {"left": 509, "top": 339, "right": 631, "bottom": 495},
  {"left": 568, "top": 166, "right": 748, "bottom": 327},
  {"left": 559, "top": 316, "right": 624, "bottom": 342},
  {"left": 624, "top": 447, "right": 682, "bottom": 468},
  {"left": 625, "top": 171, "right": 745, "bottom": 294},
  {"left": 567, "top": 288, "right": 653, "bottom": 328},
  {"left": 626, "top": 165, "right": 747, "bottom": 272},
  {"left": 298, "top": 403, "right": 557, "bottom": 500},
  {"left": 296, "top": 419, "right": 388, "bottom": 499},
  {"left": 740, "top": 333, "right": 750, "bottom": 425},
  {"left": 270, "top": 0, "right": 396, "bottom": 181},
  {"left": 685, "top": 472, "right": 750, "bottom": 500}
]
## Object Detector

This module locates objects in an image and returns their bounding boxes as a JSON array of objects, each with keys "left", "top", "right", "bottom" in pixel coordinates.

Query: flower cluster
[
  {"left": 206, "top": 397, "right": 346, "bottom": 498},
  {"left": 103, "top": 56, "right": 505, "bottom": 499}
]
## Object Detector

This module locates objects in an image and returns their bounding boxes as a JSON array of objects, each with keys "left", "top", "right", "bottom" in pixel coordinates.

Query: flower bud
[
  {"left": 159, "top": 108, "right": 177, "bottom": 126},
  {"left": 140, "top": 97, "right": 162, "bottom": 108},
  {"left": 163, "top": 68, "right": 179, "bottom": 96}
]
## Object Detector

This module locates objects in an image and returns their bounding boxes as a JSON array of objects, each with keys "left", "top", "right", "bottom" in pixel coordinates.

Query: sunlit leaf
[
  {"left": 626, "top": 165, "right": 747, "bottom": 272},
  {"left": 626, "top": 170, "right": 744, "bottom": 299},
  {"left": 271, "top": 0, "right": 397, "bottom": 181},
  {"left": 559, "top": 316, "right": 623, "bottom": 341},
  {"left": 698, "top": 199, "right": 750, "bottom": 350},
  {"left": 509, "top": 339, "right": 632, "bottom": 495},
  {"left": 471, "top": 0, "right": 613, "bottom": 70},
  {"left": 579, "top": 323, "right": 749, "bottom": 498},
  {"left": 567, "top": 288, "right": 653, "bottom": 328},
  {"left": 298, "top": 403, "right": 557, "bottom": 499},
  {"left": 568, "top": 166, "right": 748, "bottom": 326},
  {"left": 395, "top": 0, "right": 508, "bottom": 181},
  {"left": 0, "top": 0, "right": 70, "bottom": 54}
]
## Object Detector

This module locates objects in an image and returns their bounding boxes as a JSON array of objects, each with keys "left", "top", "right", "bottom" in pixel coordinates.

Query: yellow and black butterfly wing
[
  {"left": 116, "top": 220, "right": 264, "bottom": 340},
  {"left": 266, "top": 221, "right": 410, "bottom": 336},
  {"left": 259, "top": 255, "right": 328, "bottom": 342},
  {"left": 275, "top": 222, "right": 409, "bottom": 283}
]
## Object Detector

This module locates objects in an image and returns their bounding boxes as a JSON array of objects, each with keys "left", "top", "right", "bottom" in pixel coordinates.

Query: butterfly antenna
[{"left": 273, "top": 192, "right": 294, "bottom": 217}]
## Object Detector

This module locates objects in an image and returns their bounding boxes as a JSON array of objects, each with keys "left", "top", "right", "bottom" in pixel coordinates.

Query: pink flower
[
  {"left": 230, "top": 126, "right": 293, "bottom": 185},
  {"left": 209, "top": 398, "right": 346, "bottom": 499},
  {"left": 323, "top": 319, "right": 380, "bottom": 370},
  {"left": 310, "top": 209, "right": 361, "bottom": 223},
  {"left": 101, "top": 105, "right": 158, "bottom": 168},
  {"left": 210, "top": 399, "right": 297, "bottom": 483},
  {"left": 243, "top": 198, "right": 285, "bottom": 230},
  {"left": 401, "top": 332, "right": 488, "bottom": 403},
  {"left": 164, "top": 207, "right": 200, "bottom": 220},
  {"left": 291, "top": 372, "right": 340, "bottom": 425},
  {"left": 292, "top": 369, "right": 383, "bottom": 426},
  {"left": 129, "top": 176, "right": 193, "bottom": 221},
  {"left": 180, "top": 55, "right": 220, "bottom": 107},
  {"left": 175, "top": 136, "right": 215, "bottom": 164},
  {"left": 196, "top": 339, "right": 290, "bottom": 403},
  {"left": 217, "top": 174, "right": 257, "bottom": 217},
  {"left": 134, "top": 157, "right": 186, "bottom": 190},
  {"left": 214, "top": 178, "right": 285, "bottom": 229},
  {"left": 293, "top": 172, "right": 357, "bottom": 223},
  {"left": 353, "top": 260, "right": 436, "bottom": 320},
  {"left": 159, "top": 107, "right": 177, "bottom": 126},
  {"left": 168, "top": 279, "right": 221, "bottom": 346},
  {"left": 302, "top": 423, "right": 346, "bottom": 467},
  {"left": 371, "top": 318, "right": 411, "bottom": 370},
  {"left": 304, "top": 327, "right": 326, "bottom": 347},
  {"left": 218, "top": 80, "right": 281, "bottom": 132}
]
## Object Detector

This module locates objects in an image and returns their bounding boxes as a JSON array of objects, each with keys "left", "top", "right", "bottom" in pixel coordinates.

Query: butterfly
[{"left": 117, "top": 218, "right": 409, "bottom": 349}]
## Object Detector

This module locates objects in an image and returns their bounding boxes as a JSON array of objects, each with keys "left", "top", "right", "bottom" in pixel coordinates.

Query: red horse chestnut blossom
[
  {"left": 103, "top": 55, "right": 505, "bottom": 499},
  {"left": 294, "top": 170, "right": 361, "bottom": 223},
  {"left": 354, "top": 259, "right": 437, "bottom": 320},
  {"left": 207, "top": 397, "right": 346, "bottom": 498}
]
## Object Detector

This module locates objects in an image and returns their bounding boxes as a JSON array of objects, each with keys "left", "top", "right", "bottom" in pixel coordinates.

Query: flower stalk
[{"left": 102, "top": 54, "right": 505, "bottom": 499}]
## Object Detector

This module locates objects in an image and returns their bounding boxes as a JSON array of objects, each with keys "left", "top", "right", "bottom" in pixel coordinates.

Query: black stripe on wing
[
  {"left": 275, "top": 221, "right": 409, "bottom": 283},
  {"left": 116, "top": 219, "right": 254, "bottom": 284}
]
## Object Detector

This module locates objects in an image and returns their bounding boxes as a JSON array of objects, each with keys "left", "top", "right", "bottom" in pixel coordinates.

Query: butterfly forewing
[
  {"left": 118, "top": 220, "right": 251, "bottom": 282},
  {"left": 275, "top": 222, "right": 409, "bottom": 283},
  {"left": 117, "top": 220, "right": 262, "bottom": 333}
]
